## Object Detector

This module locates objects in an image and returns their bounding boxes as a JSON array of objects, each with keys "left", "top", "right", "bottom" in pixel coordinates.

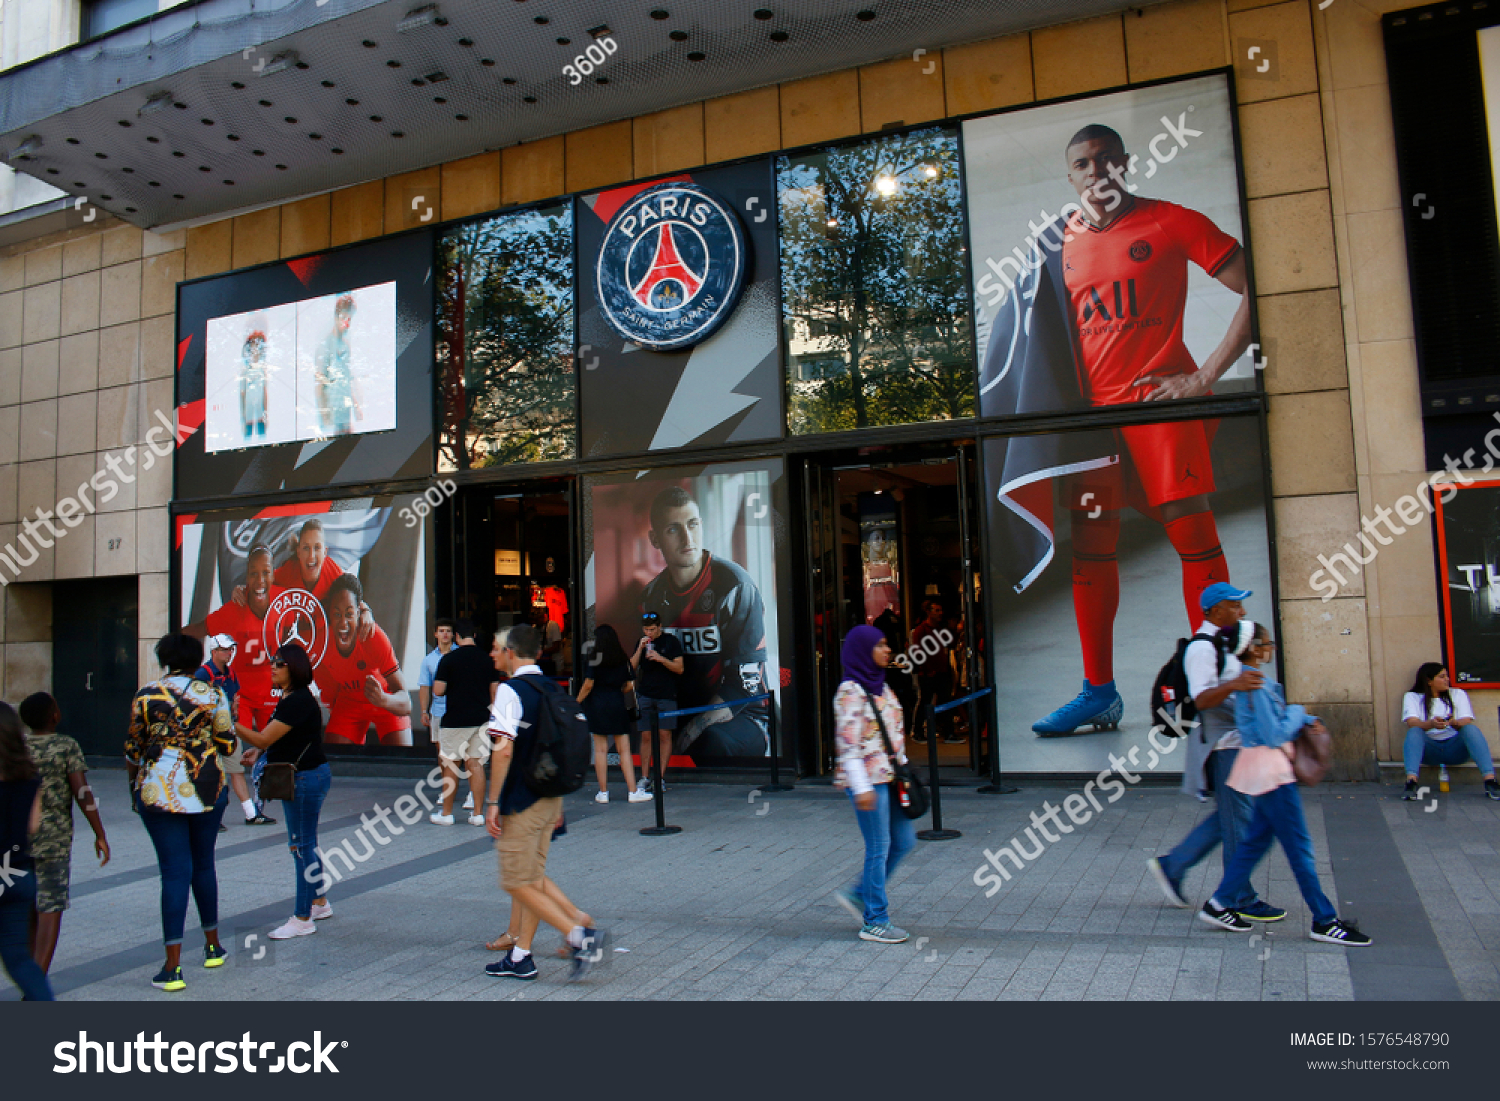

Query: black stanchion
[
  {"left": 639, "top": 702, "right": 681, "bottom": 836},
  {"left": 973, "top": 685, "right": 1018, "bottom": 795},
  {"left": 917, "top": 700, "right": 961, "bottom": 841},
  {"left": 758, "top": 689, "right": 793, "bottom": 793}
]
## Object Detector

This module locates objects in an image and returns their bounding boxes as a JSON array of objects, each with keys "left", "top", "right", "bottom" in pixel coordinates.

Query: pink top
[
  {"left": 833, "top": 681, "right": 906, "bottom": 795},
  {"left": 1226, "top": 743, "right": 1295, "bottom": 796}
]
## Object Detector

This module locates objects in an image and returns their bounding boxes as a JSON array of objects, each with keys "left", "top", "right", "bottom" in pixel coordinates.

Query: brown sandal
[{"left": 485, "top": 934, "right": 517, "bottom": 952}]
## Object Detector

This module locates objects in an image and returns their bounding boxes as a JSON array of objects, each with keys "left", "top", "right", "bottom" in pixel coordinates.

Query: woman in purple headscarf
[{"left": 830, "top": 624, "right": 916, "bottom": 944}]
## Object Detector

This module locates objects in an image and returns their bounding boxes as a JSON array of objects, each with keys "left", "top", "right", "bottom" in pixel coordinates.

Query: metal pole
[
  {"left": 760, "top": 689, "right": 793, "bottom": 793},
  {"left": 918, "top": 699, "right": 961, "bottom": 841},
  {"left": 640, "top": 702, "right": 681, "bottom": 836},
  {"left": 977, "top": 685, "right": 1018, "bottom": 795}
]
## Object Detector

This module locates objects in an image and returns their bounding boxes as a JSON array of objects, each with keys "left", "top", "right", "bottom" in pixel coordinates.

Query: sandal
[{"left": 485, "top": 934, "right": 518, "bottom": 952}]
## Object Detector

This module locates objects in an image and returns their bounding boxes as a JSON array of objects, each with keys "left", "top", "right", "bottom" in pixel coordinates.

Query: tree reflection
[
  {"left": 436, "top": 203, "right": 574, "bottom": 469},
  {"left": 779, "top": 127, "right": 975, "bottom": 434}
]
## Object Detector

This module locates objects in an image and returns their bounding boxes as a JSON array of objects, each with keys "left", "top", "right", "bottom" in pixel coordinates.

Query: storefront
[{"left": 169, "top": 67, "right": 1279, "bottom": 778}]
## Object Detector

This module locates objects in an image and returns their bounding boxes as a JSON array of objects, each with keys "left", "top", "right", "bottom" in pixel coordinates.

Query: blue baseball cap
[{"left": 1199, "top": 581, "right": 1252, "bottom": 612}]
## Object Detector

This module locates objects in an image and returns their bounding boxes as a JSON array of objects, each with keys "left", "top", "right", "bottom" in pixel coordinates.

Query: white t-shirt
[
  {"left": 1184, "top": 621, "right": 1243, "bottom": 749},
  {"left": 1402, "top": 689, "right": 1473, "bottom": 741}
]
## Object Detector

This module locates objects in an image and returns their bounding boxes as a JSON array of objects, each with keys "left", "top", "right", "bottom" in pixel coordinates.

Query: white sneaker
[
  {"left": 310, "top": 901, "right": 333, "bottom": 921},
  {"left": 594, "top": 791, "right": 609, "bottom": 804},
  {"left": 467, "top": 813, "right": 485, "bottom": 826},
  {"left": 628, "top": 790, "right": 653, "bottom": 803},
  {"left": 463, "top": 792, "right": 474, "bottom": 810},
  {"left": 430, "top": 812, "right": 455, "bottom": 826},
  {"left": 269, "top": 917, "right": 317, "bottom": 940}
]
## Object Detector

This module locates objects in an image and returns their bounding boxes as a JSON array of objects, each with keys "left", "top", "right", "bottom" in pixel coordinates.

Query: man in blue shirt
[
  {"left": 196, "top": 633, "right": 276, "bottom": 827},
  {"left": 482, "top": 623, "right": 606, "bottom": 982}
]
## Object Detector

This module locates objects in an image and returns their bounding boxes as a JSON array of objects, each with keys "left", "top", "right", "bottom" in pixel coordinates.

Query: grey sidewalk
[{"left": 12, "top": 770, "right": 1499, "bottom": 1001}]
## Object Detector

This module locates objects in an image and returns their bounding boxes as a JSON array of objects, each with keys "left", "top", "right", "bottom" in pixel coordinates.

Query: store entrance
[
  {"left": 802, "top": 443, "right": 989, "bottom": 779},
  {"left": 445, "top": 479, "right": 576, "bottom": 682}
]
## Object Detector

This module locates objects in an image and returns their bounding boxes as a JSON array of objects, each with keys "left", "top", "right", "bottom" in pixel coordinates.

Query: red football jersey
[
  {"left": 205, "top": 586, "right": 286, "bottom": 706},
  {"left": 1060, "top": 198, "right": 1239, "bottom": 407},
  {"left": 314, "top": 625, "right": 401, "bottom": 711},
  {"left": 273, "top": 555, "right": 344, "bottom": 600}
]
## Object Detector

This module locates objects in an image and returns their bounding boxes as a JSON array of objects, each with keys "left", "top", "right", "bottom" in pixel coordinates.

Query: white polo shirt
[{"left": 1184, "top": 621, "right": 1242, "bottom": 749}]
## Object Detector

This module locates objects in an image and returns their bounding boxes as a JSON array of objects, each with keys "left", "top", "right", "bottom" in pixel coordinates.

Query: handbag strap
[{"left": 862, "top": 688, "right": 901, "bottom": 768}]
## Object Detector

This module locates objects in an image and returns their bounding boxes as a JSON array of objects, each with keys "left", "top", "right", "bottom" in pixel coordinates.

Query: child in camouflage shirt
[{"left": 20, "top": 692, "right": 109, "bottom": 974}]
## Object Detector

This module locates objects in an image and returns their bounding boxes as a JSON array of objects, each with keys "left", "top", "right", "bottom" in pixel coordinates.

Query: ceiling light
[
  {"left": 923, "top": 164, "right": 938, "bottom": 178},
  {"left": 874, "top": 175, "right": 898, "bottom": 196},
  {"left": 5, "top": 135, "right": 41, "bottom": 162},
  {"left": 826, "top": 217, "right": 839, "bottom": 228},
  {"left": 397, "top": 4, "right": 439, "bottom": 32},
  {"left": 588, "top": 24, "right": 612, "bottom": 38},
  {"left": 257, "top": 51, "right": 299, "bottom": 76},
  {"left": 423, "top": 70, "right": 449, "bottom": 83},
  {"left": 139, "top": 91, "right": 173, "bottom": 116}
]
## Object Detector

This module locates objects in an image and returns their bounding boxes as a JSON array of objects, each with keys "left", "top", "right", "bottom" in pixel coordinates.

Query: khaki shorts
[
  {"left": 220, "top": 737, "right": 246, "bottom": 775},
  {"left": 496, "top": 796, "right": 563, "bottom": 890},
  {"left": 438, "top": 722, "right": 491, "bottom": 763},
  {"left": 34, "top": 856, "right": 70, "bottom": 913}
]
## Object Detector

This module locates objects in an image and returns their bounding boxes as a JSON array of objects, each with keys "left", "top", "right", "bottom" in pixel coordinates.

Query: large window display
[
  {"left": 176, "top": 232, "right": 434, "bottom": 499},
  {"left": 583, "top": 458, "right": 792, "bottom": 766},
  {"left": 176, "top": 494, "right": 432, "bottom": 751},
  {"left": 964, "top": 73, "right": 1257, "bottom": 423},
  {"left": 436, "top": 201, "right": 575, "bottom": 469},
  {"left": 984, "top": 413, "right": 1274, "bottom": 773},
  {"left": 778, "top": 126, "right": 975, "bottom": 434}
]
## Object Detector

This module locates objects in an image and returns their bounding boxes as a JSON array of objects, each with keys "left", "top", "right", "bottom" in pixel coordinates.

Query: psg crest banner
[{"left": 577, "top": 159, "right": 784, "bottom": 458}]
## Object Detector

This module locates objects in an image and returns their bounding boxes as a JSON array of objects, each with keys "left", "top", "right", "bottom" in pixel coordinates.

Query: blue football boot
[{"left": 1032, "top": 680, "right": 1124, "bottom": 736}]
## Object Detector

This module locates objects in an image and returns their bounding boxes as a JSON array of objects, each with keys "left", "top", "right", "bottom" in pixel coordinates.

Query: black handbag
[
  {"left": 257, "top": 742, "right": 309, "bottom": 803},
  {"left": 864, "top": 689, "right": 928, "bottom": 820}
]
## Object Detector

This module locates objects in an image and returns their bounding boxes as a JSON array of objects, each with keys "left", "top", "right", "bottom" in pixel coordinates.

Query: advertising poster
[
  {"left": 176, "top": 495, "right": 431, "bottom": 751},
  {"left": 983, "top": 415, "right": 1274, "bottom": 773},
  {"left": 583, "top": 459, "right": 791, "bottom": 765},
  {"left": 1435, "top": 479, "right": 1500, "bottom": 687},
  {"left": 576, "top": 159, "right": 783, "bottom": 457},
  {"left": 964, "top": 73, "right": 1257, "bottom": 424},
  {"left": 859, "top": 494, "right": 900, "bottom": 625},
  {"left": 177, "top": 232, "right": 433, "bottom": 498}
]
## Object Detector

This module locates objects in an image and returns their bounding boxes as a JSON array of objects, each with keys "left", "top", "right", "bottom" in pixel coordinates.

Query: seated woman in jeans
[
  {"left": 1401, "top": 663, "right": 1500, "bottom": 801},
  {"left": 238, "top": 643, "right": 331, "bottom": 940},
  {"left": 126, "top": 633, "right": 234, "bottom": 992},
  {"left": 831, "top": 624, "right": 916, "bottom": 945},
  {"left": 0, "top": 702, "right": 52, "bottom": 1000}
]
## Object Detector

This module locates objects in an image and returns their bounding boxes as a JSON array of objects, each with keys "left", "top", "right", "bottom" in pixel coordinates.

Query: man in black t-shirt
[
  {"left": 631, "top": 611, "right": 683, "bottom": 791},
  {"left": 432, "top": 620, "right": 499, "bottom": 825}
]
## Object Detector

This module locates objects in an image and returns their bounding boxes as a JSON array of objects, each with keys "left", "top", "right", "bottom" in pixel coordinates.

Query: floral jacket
[{"left": 833, "top": 680, "right": 906, "bottom": 795}]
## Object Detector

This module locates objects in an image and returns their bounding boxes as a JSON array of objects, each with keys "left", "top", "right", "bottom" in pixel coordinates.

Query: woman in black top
[
  {"left": 238, "top": 643, "right": 331, "bottom": 941},
  {"left": 580, "top": 624, "right": 650, "bottom": 805},
  {"left": 0, "top": 701, "right": 52, "bottom": 1000}
]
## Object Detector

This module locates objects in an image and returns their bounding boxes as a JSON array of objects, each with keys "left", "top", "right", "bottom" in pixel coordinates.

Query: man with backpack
[
  {"left": 482, "top": 623, "right": 606, "bottom": 982},
  {"left": 1147, "top": 582, "right": 1285, "bottom": 925}
]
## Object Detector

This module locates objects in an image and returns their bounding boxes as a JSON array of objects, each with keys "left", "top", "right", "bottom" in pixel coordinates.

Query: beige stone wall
[{"left": 0, "top": 0, "right": 1456, "bottom": 773}]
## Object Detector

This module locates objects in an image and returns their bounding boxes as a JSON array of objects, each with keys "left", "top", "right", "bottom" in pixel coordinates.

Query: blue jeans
[
  {"left": 1159, "top": 748, "right": 1257, "bottom": 909},
  {"left": 1214, "top": 783, "right": 1336, "bottom": 925},
  {"left": 0, "top": 868, "right": 53, "bottom": 1000},
  {"left": 847, "top": 782, "right": 917, "bottom": 926},
  {"left": 282, "top": 763, "right": 331, "bottom": 920},
  {"left": 140, "top": 789, "right": 228, "bottom": 947},
  {"left": 1403, "top": 726, "right": 1495, "bottom": 776}
]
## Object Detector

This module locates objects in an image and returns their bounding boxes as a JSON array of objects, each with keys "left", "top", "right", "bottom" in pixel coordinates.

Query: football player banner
[
  {"left": 1434, "top": 479, "right": 1500, "bottom": 688},
  {"left": 962, "top": 73, "right": 1276, "bottom": 773},
  {"left": 175, "top": 496, "right": 431, "bottom": 751},
  {"left": 583, "top": 459, "right": 792, "bottom": 765}
]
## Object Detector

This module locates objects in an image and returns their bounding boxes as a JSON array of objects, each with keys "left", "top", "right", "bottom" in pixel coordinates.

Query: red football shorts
[
  {"left": 324, "top": 700, "right": 412, "bottom": 746},
  {"left": 236, "top": 697, "right": 278, "bottom": 731}
]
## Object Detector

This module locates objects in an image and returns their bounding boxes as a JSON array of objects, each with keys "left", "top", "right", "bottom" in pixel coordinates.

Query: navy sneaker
[
  {"left": 1234, "top": 899, "right": 1288, "bottom": 923},
  {"left": 152, "top": 966, "right": 186, "bottom": 991},
  {"left": 1486, "top": 779, "right": 1500, "bottom": 801},
  {"left": 571, "top": 927, "right": 609, "bottom": 982},
  {"left": 1147, "top": 857, "right": 1188, "bottom": 908},
  {"left": 203, "top": 943, "right": 228, "bottom": 968},
  {"left": 485, "top": 954, "right": 538, "bottom": 980},
  {"left": 1310, "top": 918, "right": 1372, "bottom": 946},
  {"left": 1198, "top": 900, "right": 1252, "bottom": 932},
  {"left": 1402, "top": 780, "right": 1420, "bottom": 801},
  {"left": 1033, "top": 680, "right": 1123, "bottom": 736}
]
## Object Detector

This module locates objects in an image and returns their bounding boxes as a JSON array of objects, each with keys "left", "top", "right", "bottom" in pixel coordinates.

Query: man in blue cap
[{"left": 1147, "top": 582, "right": 1286, "bottom": 925}]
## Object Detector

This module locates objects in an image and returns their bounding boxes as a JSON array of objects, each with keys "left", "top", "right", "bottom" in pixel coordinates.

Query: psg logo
[
  {"left": 1129, "top": 240, "right": 1152, "bottom": 262},
  {"left": 595, "top": 181, "right": 747, "bottom": 352},
  {"left": 263, "top": 590, "right": 329, "bottom": 669}
]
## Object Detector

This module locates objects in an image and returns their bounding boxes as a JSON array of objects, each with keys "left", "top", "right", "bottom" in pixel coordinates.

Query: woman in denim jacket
[{"left": 1199, "top": 622, "right": 1372, "bottom": 946}]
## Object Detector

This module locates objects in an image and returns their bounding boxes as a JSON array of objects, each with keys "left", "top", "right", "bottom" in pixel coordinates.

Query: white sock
[
  {"left": 1208, "top": 897, "right": 1223, "bottom": 910},
  {"left": 241, "top": 800, "right": 257, "bottom": 819},
  {"left": 510, "top": 946, "right": 531, "bottom": 963},
  {"left": 567, "top": 925, "right": 586, "bottom": 948}
]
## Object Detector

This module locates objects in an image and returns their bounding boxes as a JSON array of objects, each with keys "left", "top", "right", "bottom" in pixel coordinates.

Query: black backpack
[
  {"left": 1148, "top": 631, "right": 1226, "bottom": 735},
  {"left": 512, "top": 675, "right": 591, "bottom": 797}
]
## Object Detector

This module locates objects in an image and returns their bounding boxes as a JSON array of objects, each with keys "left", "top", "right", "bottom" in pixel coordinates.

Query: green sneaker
[{"left": 152, "top": 966, "right": 186, "bottom": 991}]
